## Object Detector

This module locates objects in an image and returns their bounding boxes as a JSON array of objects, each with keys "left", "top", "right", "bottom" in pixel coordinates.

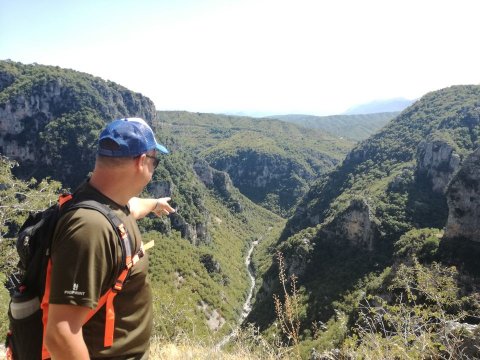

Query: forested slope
[
  {"left": 249, "top": 86, "right": 480, "bottom": 358},
  {"left": 270, "top": 112, "right": 398, "bottom": 141},
  {"left": 157, "top": 111, "right": 352, "bottom": 216}
]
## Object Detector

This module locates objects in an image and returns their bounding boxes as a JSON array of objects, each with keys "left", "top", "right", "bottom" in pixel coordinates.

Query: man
[{"left": 44, "top": 118, "right": 175, "bottom": 359}]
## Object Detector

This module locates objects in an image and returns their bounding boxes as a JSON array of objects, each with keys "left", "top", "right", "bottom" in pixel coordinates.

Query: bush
[
  {"left": 339, "top": 260, "right": 479, "bottom": 359},
  {"left": 394, "top": 228, "right": 442, "bottom": 262}
]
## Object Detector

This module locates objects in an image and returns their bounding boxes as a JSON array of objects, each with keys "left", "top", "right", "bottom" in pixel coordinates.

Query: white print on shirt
[{"left": 64, "top": 282, "right": 86, "bottom": 296}]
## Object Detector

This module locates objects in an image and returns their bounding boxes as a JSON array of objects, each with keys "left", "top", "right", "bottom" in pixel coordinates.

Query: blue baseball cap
[{"left": 97, "top": 117, "right": 169, "bottom": 157}]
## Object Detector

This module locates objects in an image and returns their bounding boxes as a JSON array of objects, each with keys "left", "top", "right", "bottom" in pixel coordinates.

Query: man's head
[
  {"left": 97, "top": 117, "right": 168, "bottom": 158},
  {"left": 91, "top": 118, "right": 169, "bottom": 201}
]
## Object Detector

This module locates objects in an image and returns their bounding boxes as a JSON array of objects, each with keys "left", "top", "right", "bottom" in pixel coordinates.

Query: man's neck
[{"left": 89, "top": 171, "right": 134, "bottom": 206}]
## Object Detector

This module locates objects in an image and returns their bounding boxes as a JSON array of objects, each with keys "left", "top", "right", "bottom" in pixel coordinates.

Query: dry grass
[
  {"left": 273, "top": 251, "right": 301, "bottom": 359},
  {"left": 150, "top": 342, "right": 266, "bottom": 360},
  {"left": 0, "top": 341, "right": 288, "bottom": 360},
  {"left": 149, "top": 324, "right": 293, "bottom": 360}
]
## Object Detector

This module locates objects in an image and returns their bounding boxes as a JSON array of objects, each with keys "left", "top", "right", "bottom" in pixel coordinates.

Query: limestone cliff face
[
  {"left": 416, "top": 139, "right": 461, "bottom": 193},
  {"left": 444, "top": 147, "right": 480, "bottom": 242},
  {"left": 322, "top": 198, "right": 378, "bottom": 251},
  {"left": 193, "top": 159, "right": 243, "bottom": 212},
  {"left": 207, "top": 150, "right": 320, "bottom": 216},
  {"left": 345, "top": 147, "right": 368, "bottom": 164},
  {"left": 170, "top": 214, "right": 211, "bottom": 246},
  {"left": 194, "top": 159, "right": 234, "bottom": 194},
  {"left": 149, "top": 179, "right": 175, "bottom": 199},
  {"left": 283, "top": 238, "right": 313, "bottom": 278},
  {"left": 212, "top": 151, "right": 313, "bottom": 190},
  {"left": 284, "top": 198, "right": 377, "bottom": 276},
  {"left": 149, "top": 177, "right": 212, "bottom": 246},
  {"left": 0, "top": 62, "right": 215, "bottom": 246},
  {"left": 0, "top": 63, "right": 157, "bottom": 164}
]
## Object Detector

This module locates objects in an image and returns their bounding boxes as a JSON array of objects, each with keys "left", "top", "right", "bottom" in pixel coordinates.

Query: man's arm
[
  {"left": 44, "top": 304, "right": 91, "bottom": 360},
  {"left": 128, "top": 197, "right": 175, "bottom": 219}
]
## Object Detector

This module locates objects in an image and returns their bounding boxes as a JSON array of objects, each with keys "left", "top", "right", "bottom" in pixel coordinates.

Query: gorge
[{"left": 1, "top": 60, "right": 479, "bottom": 358}]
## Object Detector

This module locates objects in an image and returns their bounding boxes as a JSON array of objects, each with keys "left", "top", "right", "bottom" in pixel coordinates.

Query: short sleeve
[{"left": 49, "top": 208, "right": 119, "bottom": 309}]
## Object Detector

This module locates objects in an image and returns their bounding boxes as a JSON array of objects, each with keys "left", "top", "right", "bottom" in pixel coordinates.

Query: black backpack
[{"left": 4, "top": 193, "right": 140, "bottom": 360}]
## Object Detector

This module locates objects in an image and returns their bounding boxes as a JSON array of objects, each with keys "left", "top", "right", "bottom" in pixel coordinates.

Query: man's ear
[{"left": 134, "top": 154, "right": 147, "bottom": 171}]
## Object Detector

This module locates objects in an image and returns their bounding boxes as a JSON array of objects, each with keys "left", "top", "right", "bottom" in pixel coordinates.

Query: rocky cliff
[
  {"left": 286, "top": 199, "right": 377, "bottom": 278},
  {"left": 0, "top": 61, "right": 215, "bottom": 245},
  {"left": 0, "top": 60, "right": 157, "bottom": 186},
  {"left": 322, "top": 198, "right": 378, "bottom": 251},
  {"left": 207, "top": 149, "right": 327, "bottom": 217},
  {"left": 193, "top": 159, "right": 243, "bottom": 213},
  {"left": 148, "top": 167, "right": 212, "bottom": 246},
  {"left": 444, "top": 147, "right": 480, "bottom": 241},
  {"left": 416, "top": 139, "right": 461, "bottom": 193}
]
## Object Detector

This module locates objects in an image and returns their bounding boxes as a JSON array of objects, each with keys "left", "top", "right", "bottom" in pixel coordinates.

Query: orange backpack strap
[
  {"left": 81, "top": 253, "right": 144, "bottom": 347},
  {"left": 40, "top": 260, "right": 53, "bottom": 360},
  {"left": 58, "top": 193, "right": 73, "bottom": 207},
  {"left": 40, "top": 194, "right": 72, "bottom": 360}
]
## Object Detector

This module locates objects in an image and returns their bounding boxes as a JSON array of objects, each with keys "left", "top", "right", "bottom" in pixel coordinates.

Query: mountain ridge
[
  {"left": 157, "top": 110, "right": 353, "bottom": 216},
  {"left": 268, "top": 112, "right": 400, "bottom": 141},
  {"left": 345, "top": 97, "right": 414, "bottom": 114}
]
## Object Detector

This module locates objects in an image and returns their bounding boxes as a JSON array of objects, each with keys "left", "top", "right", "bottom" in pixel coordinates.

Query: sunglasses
[{"left": 145, "top": 154, "right": 160, "bottom": 169}]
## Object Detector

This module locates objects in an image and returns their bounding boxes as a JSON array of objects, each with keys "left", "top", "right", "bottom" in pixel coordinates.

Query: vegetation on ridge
[
  {"left": 247, "top": 85, "right": 480, "bottom": 358},
  {"left": 285, "top": 85, "right": 480, "bottom": 240},
  {"left": 0, "top": 60, "right": 157, "bottom": 188},
  {"left": 269, "top": 112, "right": 399, "bottom": 142},
  {"left": 157, "top": 110, "right": 353, "bottom": 217}
]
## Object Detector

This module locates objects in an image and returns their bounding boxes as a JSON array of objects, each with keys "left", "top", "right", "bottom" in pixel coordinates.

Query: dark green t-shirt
[{"left": 49, "top": 183, "right": 152, "bottom": 358}]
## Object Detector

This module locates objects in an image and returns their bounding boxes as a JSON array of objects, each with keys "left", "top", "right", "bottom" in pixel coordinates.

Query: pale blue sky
[{"left": 1, "top": 0, "right": 480, "bottom": 116}]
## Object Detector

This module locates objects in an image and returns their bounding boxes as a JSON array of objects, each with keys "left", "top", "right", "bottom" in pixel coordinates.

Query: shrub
[{"left": 394, "top": 228, "right": 442, "bottom": 262}]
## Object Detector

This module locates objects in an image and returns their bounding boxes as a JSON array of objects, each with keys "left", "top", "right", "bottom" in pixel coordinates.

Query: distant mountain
[
  {"left": 223, "top": 110, "right": 276, "bottom": 118},
  {"left": 268, "top": 112, "right": 400, "bottom": 141},
  {"left": 345, "top": 97, "right": 414, "bottom": 114}
]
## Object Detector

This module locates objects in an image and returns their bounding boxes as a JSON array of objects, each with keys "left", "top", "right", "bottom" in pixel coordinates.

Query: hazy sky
[{"left": 1, "top": 0, "right": 480, "bottom": 116}]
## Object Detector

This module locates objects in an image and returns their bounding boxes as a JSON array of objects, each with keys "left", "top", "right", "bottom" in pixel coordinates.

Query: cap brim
[{"left": 156, "top": 143, "right": 169, "bottom": 154}]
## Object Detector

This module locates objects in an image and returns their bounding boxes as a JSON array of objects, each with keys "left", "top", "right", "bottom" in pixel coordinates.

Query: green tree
[
  {"left": 39, "top": 110, "right": 104, "bottom": 188},
  {"left": 0, "top": 156, "right": 62, "bottom": 239}
]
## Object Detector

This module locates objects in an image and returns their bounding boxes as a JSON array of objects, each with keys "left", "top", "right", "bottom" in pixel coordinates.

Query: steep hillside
[
  {"left": 269, "top": 112, "right": 398, "bottom": 141},
  {"left": 0, "top": 60, "right": 157, "bottom": 188},
  {"left": 248, "top": 85, "right": 480, "bottom": 357},
  {"left": 284, "top": 85, "right": 480, "bottom": 242},
  {"left": 143, "top": 152, "right": 284, "bottom": 341},
  {"left": 157, "top": 111, "right": 353, "bottom": 216}
]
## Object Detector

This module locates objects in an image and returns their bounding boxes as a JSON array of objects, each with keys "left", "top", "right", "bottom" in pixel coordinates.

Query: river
[{"left": 216, "top": 239, "right": 259, "bottom": 348}]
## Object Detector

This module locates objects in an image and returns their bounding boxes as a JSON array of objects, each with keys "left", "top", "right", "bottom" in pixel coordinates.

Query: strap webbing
[
  {"left": 41, "top": 261, "right": 53, "bottom": 360},
  {"left": 104, "top": 291, "right": 117, "bottom": 347}
]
